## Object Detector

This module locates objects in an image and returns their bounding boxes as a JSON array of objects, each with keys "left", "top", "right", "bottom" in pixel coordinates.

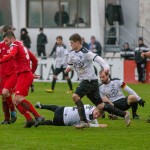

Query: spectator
[
  {"left": 120, "top": 42, "right": 134, "bottom": 60},
  {"left": 88, "top": 36, "right": 102, "bottom": 56},
  {"left": 81, "top": 37, "right": 89, "bottom": 49},
  {"left": 37, "top": 27, "right": 48, "bottom": 57},
  {"left": 134, "top": 37, "right": 149, "bottom": 83},
  {"left": 20, "top": 28, "right": 31, "bottom": 49},
  {"left": 72, "top": 14, "right": 84, "bottom": 26},
  {"left": 54, "top": 5, "right": 69, "bottom": 27}
]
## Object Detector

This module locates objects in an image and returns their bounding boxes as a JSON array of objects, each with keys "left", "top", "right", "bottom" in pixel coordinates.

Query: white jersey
[
  {"left": 99, "top": 78, "right": 126, "bottom": 102},
  {"left": 68, "top": 47, "right": 109, "bottom": 81},
  {"left": 63, "top": 105, "right": 99, "bottom": 127},
  {"left": 55, "top": 44, "right": 69, "bottom": 68}
]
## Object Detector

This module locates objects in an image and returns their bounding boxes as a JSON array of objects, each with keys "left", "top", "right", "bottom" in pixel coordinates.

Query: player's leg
[
  {"left": 74, "top": 80, "right": 97, "bottom": 128},
  {"left": 63, "top": 70, "right": 73, "bottom": 93},
  {"left": 53, "top": 106, "right": 65, "bottom": 126},
  {"left": 15, "top": 72, "right": 44, "bottom": 127},
  {"left": 0, "top": 77, "right": 11, "bottom": 124},
  {"left": 40, "top": 120, "right": 54, "bottom": 125},
  {"left": 35, "top": 101, "right": 59, "bottom": 112},
  {"left": 1, "top": 96, "right": 11, "bottom": 124},
  {"left": 45, "top": 68, "right": 61, "bottom": 93},
  {"left": 127, "top": 95, "right": 139, "bottom": 119},
  {"left": 16, "top": 102, "right": 35, "bottom": 128},
  {"left": 2, "top": 74, "right": 17, "bottom": 123},
  {"left": 88, "top": 87, "right": 130, "bottom": 126},
  {"left": 30, "top": 84, "right": 34, "bottom": 93}
]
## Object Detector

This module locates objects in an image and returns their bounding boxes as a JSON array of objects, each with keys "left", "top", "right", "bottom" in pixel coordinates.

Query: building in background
[{"left": 0, "top": 0, "right": 150, "bottom": 56}]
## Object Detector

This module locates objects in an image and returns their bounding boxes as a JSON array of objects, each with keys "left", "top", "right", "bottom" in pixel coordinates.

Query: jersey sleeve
[
  {"left": 99, "top": 86, "right": 106, "bottom": 98},
  {"left": 86, "top": 51, "right": 97, "bottom": 60},
  {"left": 28, "top": 50, "right": 38, "bottom": 73},
  {"left": 0, "top": 46, "right": 17, "bottom": 63},
  {"left": 89, "top": 119, "right": 99, "bottom": 127},
  {"left": 67, "top": 51, "right": 73, "bottom": 65}
]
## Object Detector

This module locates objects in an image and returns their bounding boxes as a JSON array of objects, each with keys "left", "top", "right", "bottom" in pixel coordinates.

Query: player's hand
[
  {"left": 99, "top": 124, "right": 108, "bottom": 128},
  {"left": 138, "top": 99, "right": 145, "bottom": 107},
  {"left": 104, "top": 69, "right": 109, "bottom": 76},
  {"left": 33, "top": 74, "right": 41, "bottom": 79},
  {"left": 141, "top": 52, "right": 145, "bottom": 58}
]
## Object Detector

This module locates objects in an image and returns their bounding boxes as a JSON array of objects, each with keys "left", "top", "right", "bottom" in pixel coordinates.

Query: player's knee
[
  {"left": 97, "top": 103, "right": 105, "bottom": 110},
  {"left": 2, "top": 89, "right": 10, "bottom": 97},
  {"left": 72, "top": 94, "right": 80, "bottom": 102},
  {"left": 128, "top": 95, "right": 137, "bottom": 104},
  {"left": 53, "top": 75, "right": 57, "bottom": 79},
  {"left": 65, "top": 77, "right": 69, "bottom": 80},
  {"left": 13, "top": 95, "right": 24, "bottom": 104}
]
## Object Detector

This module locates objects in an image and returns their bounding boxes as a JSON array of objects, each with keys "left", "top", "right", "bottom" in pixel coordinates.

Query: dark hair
[
  {"left": 2, "top": 25, "right": 12, "bottom": 33},
  {"left": 21, "top": 28, "right": 28, "bottom": 34},
  {"left": 99, "top": 69, "right": 110, "bottom": 77},
  {"left": 39, "top": 27, "right": 43, "bottom": 31},
  {"left": 3, "top": 31, "right": 15, "bottom": 39},
  {"left": 56, "top": 35, "right": 63, "bottom": 40},
  {"left": 138, "top": 37, "right": 143, "bottom": 41},
  {"left": 124, "top": 42, "right": 129, "bottom": 46},
  {"left": 69, "top": 33, "right": 82, "bottom": 43}
]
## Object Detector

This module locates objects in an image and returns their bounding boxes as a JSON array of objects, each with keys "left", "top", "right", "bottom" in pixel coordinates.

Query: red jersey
[
  {"left": 0, "top": 41, "right": 16, "bottom": 76},
  {"left": 0, "top": 40, "right": 31, "bottom": 74}
]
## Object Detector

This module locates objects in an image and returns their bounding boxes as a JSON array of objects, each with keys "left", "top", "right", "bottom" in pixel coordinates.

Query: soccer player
[
  {"left": 99, "top": 69, "right": 145, "bottom": 119},
  {"left": 141, "top": 51, "right": 150, "bottom": 123},
  {"left": 0, "top": 31, "right": 44, "bottom": 128},
  {"left": 0, "top": 25, "right": 17, "bottom": 124},
  {"left": 65, "top": 33, "right": 130, "bottom": 129},
  {"left": 46, "top": 35, "right": 73, "bottom": 93},
  {"left": 35, "top": 102, "right": 107, "bottom": 128}
]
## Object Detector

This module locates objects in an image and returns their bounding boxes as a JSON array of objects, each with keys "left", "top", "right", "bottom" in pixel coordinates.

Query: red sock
[
  {"left": 16, "top": 104, "right": 33, "bottom": 121},
  {"left": 21, "top": 99, "right": 41, "bottom": 118},
  {"left": 6, "top": 96, "right": 15, "bottom": 112},
  {"left": 2, "top": 101, "right": 10, "bottom": 121}
]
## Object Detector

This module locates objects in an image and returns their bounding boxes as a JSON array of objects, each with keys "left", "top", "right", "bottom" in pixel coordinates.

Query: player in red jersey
[
  {"left": 0, "top": 31, "right": 44, "bottom": 128},
  {"left": 0, "top": 25, "right": 17, "bottom": 124}
]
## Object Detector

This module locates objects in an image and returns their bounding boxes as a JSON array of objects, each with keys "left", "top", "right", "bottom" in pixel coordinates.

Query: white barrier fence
[{"left": 35, "top": 58, "right": 123, "bottom": 82}]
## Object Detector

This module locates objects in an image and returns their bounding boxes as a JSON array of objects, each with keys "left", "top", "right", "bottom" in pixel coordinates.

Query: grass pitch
[{"left": 0, "top": 82, "right": 150, "bottom": 150}]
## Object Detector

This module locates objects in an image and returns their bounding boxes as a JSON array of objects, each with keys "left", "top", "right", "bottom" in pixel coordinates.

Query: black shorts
[
  {"left": 113, "top": 97, "right": 130, "bottom": 111},
  {"left": 53, "top": 106, "right": 65, "bottom": 126},
  {"left": 75, "top": 79, "right": 103, "bottom": 106},
  {"left": 54, "top": 67, "right": 68, "bottom": 77}
]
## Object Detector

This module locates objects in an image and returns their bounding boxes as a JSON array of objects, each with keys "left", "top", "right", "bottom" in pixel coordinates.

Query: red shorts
[
  {"left": 15, "top": 72, "right": 33, "bottom": 96},
  {"left": 0, "top": 74, "right": 17, "bottom": 95}
]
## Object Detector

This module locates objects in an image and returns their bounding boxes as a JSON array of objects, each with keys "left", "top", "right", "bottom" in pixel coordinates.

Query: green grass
[{"left": 0, "top": 82, "right": 150, "bottom": 150}]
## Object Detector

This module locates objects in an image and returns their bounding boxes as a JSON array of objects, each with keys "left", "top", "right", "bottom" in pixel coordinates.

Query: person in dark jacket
[
  {"left": 81, "top": 37, "right": 89, "bottom": 49},
  {"left": 20, "top": 28, "right": 31, "bottom": 49},
  {"left": 37, "top": 27, "right": 48, "bottom": 57},
  {"left": 54, "top": 5, "right": 69, "bottom": 27},
  {"left": 120, "top": 42, "right": 134, "bottom": 60},
  {"left": 134, "top": 37, "right": 149, "bottom": 83},
  {"left": 88, "top": 36, "right": 102, "bottom": 56}
]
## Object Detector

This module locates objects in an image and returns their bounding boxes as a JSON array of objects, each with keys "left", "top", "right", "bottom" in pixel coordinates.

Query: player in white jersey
[
  {"left": 35, "top": 102, "right": 107, "bottom": 128},
  {"left": 46, "top": 36, "right": 73, "bottom": 94},
  {"left": 65, "top": 33, "right": 130, "bottom": 129},
  {"left": 99, "top": 69, "right": 145, "bottom": 119}
]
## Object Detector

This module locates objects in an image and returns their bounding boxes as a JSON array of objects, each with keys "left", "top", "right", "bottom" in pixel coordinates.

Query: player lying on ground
[{"left": 35, "top": 102, "right": 107, "bottom": 128}]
